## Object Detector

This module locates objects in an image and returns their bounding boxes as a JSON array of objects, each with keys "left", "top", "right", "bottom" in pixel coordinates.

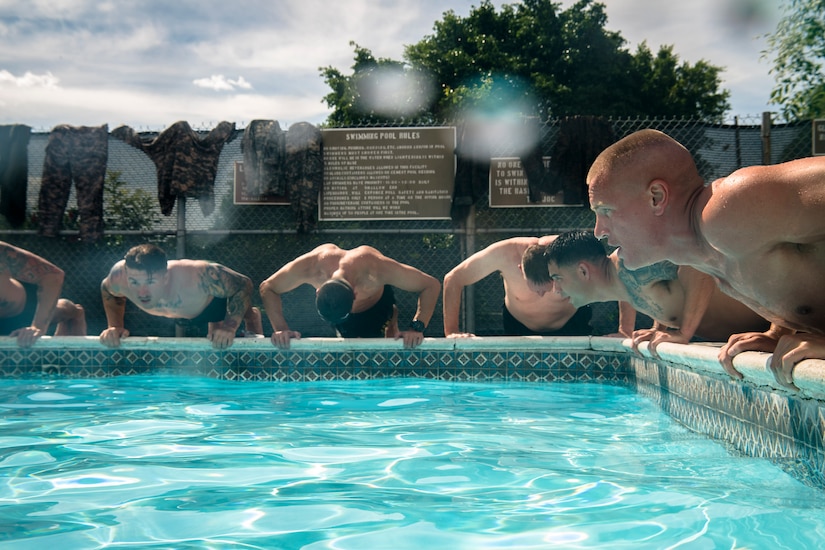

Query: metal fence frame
[{"left": 0, "top": 113, "right": 815, "bottom": 339}]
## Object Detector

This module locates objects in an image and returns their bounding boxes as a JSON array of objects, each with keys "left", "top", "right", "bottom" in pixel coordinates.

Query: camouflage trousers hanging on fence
[{"left": 37, "top": 124, "right": 108, "bottom": 242}]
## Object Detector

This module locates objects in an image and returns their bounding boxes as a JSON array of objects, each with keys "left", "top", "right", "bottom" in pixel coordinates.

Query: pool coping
[{"left": 3, "top": 335, "right": 823, "bottom": 401}]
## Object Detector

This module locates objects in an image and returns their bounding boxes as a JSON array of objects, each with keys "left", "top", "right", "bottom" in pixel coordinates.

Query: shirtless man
[
  {"left": 587, "top": 128, "right": 825, "bottom": 389},
  {"left": 544, "top": 230, "right": 769, "bottom": 351},
  {"left": 0, "top": 241, "right": 86, "bottom": 346},
  {"left": 443, "top": 236, "right": 591, "bottom": 338},
  {"left": 99, "top": 243, "right": 262, "bottom": 349},
  {"left": 259, "top": 243, "right": 440, "bottom": 349}
]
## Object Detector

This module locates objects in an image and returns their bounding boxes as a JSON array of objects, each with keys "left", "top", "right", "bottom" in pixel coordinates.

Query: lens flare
[{"left": 356, "top": 66, "right": 436, "bottom": 118}]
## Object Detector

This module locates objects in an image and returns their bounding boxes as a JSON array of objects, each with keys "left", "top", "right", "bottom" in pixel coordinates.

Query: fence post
[
  {"left": 175, "top": 196, "right": 186, "bottom": 337},
  {"left": 761, "top": 111, "right": 772, "bottom": 165},
  {"left": 464, "top": 205, "right": 477, "bottom": 335},
  {"left": 734, "top": 116, "right": 742, "bottom": 169}
]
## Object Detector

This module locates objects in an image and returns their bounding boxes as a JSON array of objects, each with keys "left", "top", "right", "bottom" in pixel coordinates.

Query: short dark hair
[
  {"left": 316, "top": 279, "right": 354, "bottom": 325},
  {"left": 124, "top": 243, "right": 168, "bottom": 274},
  {"left": 521, "top": 244, "right": 551, "bottom": 285},
  {"left": 545, "top": 231, "right": 607, "bottom": 267}
]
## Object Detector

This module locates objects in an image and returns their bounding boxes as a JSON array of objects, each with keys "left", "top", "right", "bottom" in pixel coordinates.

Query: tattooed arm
[
  {"left": 621, "top": 260, "right": 716, "bottom": 354},
  {"left": 616, "top": 259, "right": 678, "bottom": 320},
  {"left": 617, "top": 260, "right": 685, "bottom": 353},
  {"left": 199, "top": 263, "right": 253, "bottom": 349},
  {"left": 0, "top": 242, "right": 64, "bottom": 347}
]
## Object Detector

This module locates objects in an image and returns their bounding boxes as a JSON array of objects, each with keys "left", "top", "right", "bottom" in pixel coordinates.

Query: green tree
[
  {"left": 764, "top": 0, "right": 825, "bottom": 120},
  {"left": 101, "top": 170, "right": 160, "bottom": 232},
  {"left": 320, "top": 0, "right": 730, "bottom": 124},
  {"left": 46, "top": 170, "right": 161, "bottom": 246},
  {"left": 320, "top": 43, "right": 437, "bottom": 126}
]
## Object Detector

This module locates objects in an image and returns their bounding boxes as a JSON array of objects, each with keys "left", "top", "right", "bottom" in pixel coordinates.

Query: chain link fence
[{"left": 1, "top": 114, "right": 815, "bottom": 339}]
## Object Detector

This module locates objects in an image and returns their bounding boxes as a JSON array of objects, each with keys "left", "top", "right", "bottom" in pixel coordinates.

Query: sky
[{"left": 0, "top": 0, "right": 783, "bottom": 131}]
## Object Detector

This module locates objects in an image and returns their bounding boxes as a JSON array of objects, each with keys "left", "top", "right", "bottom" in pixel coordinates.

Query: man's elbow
[
  {"left": 442, "top": 272, "right": 457, "bottom": 292},
  {"left": 43, "top": 268, "right": 65, "bottom": 289},
  {"left": 241, "top": 275, "right": 254, "bottom": 293}
]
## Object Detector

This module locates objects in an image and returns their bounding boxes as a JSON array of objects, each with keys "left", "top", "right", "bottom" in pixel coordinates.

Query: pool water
[{"left": 1, "top": 377, "right": 823, "bottom": 549}]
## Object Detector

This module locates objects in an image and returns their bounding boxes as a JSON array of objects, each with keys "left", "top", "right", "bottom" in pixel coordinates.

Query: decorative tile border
[
  {"left": 0, "top": 336, "right": 631, "bottom": 384},
  {"left": 0, "top": 335, "right": 822, "bottom": 490},
  {"left": 631, "top": 356, "right": 825, "bottom": 490}
]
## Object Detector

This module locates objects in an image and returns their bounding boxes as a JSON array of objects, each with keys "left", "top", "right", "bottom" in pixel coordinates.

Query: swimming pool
[
  {"left": 2, "top": 375, "right": 824, "bottom": 549},
  {"left": 1, "top": 335, "right": 824, "bottom": 547}
]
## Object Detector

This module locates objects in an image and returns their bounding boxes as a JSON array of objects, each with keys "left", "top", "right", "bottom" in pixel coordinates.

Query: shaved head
[{"left": 587, "top": 129, "right": 698, "bottom": 195}]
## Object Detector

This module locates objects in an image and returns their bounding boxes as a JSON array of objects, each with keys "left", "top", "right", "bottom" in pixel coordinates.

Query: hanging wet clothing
[
  {"left": 241, "top": 120, "right": 285, "bottom": 197},
  {"left": 284, "top": 122, "right": 322, "bottom": 232},
  {"left": 546, "top": 116, "right": 616, "bottom": 205},
  {"left": 0, "top": 124, "right": 32, "bottom": 228},
  {"left": 111, "top": 121, "right": 235, "bottom": 216},
  {"left": 451, "top": 121, "right": 490, "bottom": 221},
  {"left": 38, "top": 124, "right": 108, "bottom": 242}
]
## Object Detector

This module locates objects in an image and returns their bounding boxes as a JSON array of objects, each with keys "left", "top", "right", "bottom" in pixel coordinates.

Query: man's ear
[
  {"left": 578, "top": 262, "right": 590, "bottom": 279},
  {"left": 648, "top": 179, "right": 668, "bottom": 215}
]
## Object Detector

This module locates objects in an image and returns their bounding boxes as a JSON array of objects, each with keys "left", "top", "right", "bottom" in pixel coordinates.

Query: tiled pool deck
[{"left": 1, "top": 335, "right": 824, "bottom": 490}]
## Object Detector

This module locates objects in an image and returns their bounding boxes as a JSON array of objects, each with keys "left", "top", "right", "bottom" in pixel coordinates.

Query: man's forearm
[
  {"left": 260, "top": 285, "right": 291, "bottom": 331},
  {"left": 442, "top": 284, "right": 464, "bottom": 334},
  {"left": 31, "top": 272, "right": 64, "bottom": 331},
  {"left": 414, "top": 284, "right": 441, "bottom": 327},
  {"left": 101, "top": 286, "right": 127, "bottom": 329},
  {"left": 222, "top": 291, "right": 251, "bottom": 330}
]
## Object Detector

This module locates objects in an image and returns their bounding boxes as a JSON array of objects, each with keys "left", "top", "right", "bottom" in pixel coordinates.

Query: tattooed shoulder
[
  {"left": 198, "top": 263, "right": 243, "bottom": 297},
  {"left": 618, "top": 260, "right": 678, "bottom": 287}
]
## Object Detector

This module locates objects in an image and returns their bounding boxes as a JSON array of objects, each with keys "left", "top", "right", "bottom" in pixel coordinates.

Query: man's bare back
[
  {"left": 309, "top": 245, "right": 401, "bottom": 314},
  {"left": 260, "top": 244, "right": 441, "bottom": 349},
  {"left": 695, "top": 158, "right": 825, "bottom": 335},
  {"left": 443, "top": 237, "right": 578, "bottom": 337}
]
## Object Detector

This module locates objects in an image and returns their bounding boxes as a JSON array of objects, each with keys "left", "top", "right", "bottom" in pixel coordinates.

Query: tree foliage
[
  {"left": 764, "top": 0, "right": 825, "bottom": 120},
  {"left": 44, "top": 170, "right": 161, "bottom": 246},
  {"left": 320, "top": 0, "right": 730, "bottom": 125}
]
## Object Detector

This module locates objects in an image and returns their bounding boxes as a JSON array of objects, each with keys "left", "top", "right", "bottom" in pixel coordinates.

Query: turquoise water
[{"left": 0, "top": 376, "right": 823, "bottom": 549}]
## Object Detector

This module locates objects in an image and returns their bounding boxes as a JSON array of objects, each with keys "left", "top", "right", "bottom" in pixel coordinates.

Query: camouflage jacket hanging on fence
[{"left": 111, "top": 121, "right": 236, "bottom": 216}]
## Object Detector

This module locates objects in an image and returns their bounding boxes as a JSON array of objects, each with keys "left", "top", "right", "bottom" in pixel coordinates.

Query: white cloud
[
  {"left": 193, "top": 75, "right": 253, "bottom": 92},
  {"left": 0, "top": 78, "right": 327, "bottom": 130},
  {"left": 0, "top": 70, "right": 60, "bottom": 88},
  {"left": 0, "top": 0, "right": 787, "bottom": 127}
]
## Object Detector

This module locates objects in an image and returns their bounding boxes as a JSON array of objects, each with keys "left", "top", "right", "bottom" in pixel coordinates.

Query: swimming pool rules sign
[
  {"left": 489, "top": 157, "right": 568, "bottom": 207},
  {"left": 319, "top": 127, "right": 456, "bottom": 220}
]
